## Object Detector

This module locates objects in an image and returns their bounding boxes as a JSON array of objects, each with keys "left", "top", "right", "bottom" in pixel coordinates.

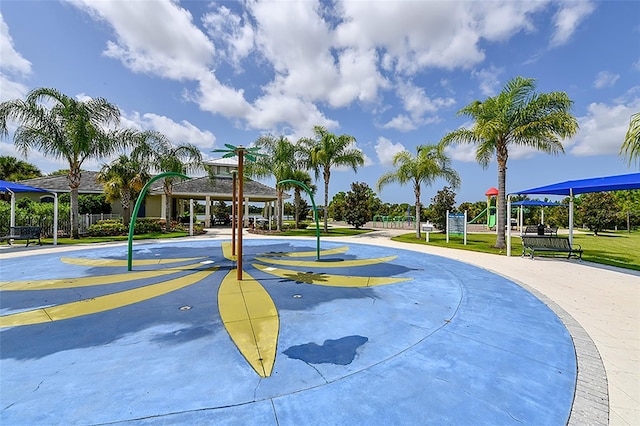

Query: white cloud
[
  {"left": 383, "top": 115, "right": 416, "bottom": 132},
  {"left": 0, "top": 13, "right": 32, "bottom": 76},
  {"left": 194, "top": 73, "right": 253, "bottom": 119},
  {"left": 444, "top": 143, "right": 479, "bottom": 163},
  {"left": 593, "top": 71, "right": 620, "bottom": 89},
  {"left": 472, "top": 66, "right": 504, "bottom": 96},
  {"left": 0, "top": 13, "right": 31, "bottom": 102},
  {"left": 202, "top": 6, "right": 255, "bottom": 68},
  {"left": 68, "top": 0, "right": 214, "bottom": 80},
  {"left": 568, "top": 98, "right": 640, "bottom": 156},
  {"left": 63, "top": 0, "right": 595, "bottom": 143},
  {"left": 0, "top": 75, "right": 28, "bottom": 103},
  {"left": 550, "top": 1, "right": 595, "bottom": 47},
  {"left": 375, "top": 137, "right": 406, "bottom": 166},
  {"left": 121, "top": 111, "right": 216, "bottom": 151}
]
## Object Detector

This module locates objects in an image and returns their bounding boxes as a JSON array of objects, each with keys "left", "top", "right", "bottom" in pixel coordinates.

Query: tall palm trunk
[
  {"left": 163, "top": 180, "right": 172, "bottom": 232},
  {"left": 294, "top": 188, "right": 301, "bottom": 228},
  {"left": 68, "top": 170, "right": 81, "bottom": 239},
  {"left": 276, "top": 189, "right": 283, "bottom": 231},
  {"left": 121, "top": 190, "right": 132, "bottom": 227},
  {"left": 323, "top": 167, "right": 330, "bottom": 232},
  {"left": 414, "top": 185, "right": 422, "bottom": 239},
  {"left": 495, "top": 144, "right": 508, "bottom": 248}
]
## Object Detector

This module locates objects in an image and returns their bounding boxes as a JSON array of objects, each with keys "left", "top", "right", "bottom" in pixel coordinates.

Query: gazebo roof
[{"left": 149, "top": 176, "right": 286, "bottom": 202}]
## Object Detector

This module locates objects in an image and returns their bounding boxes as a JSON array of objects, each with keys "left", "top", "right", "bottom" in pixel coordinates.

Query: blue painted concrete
[{"left": 0, "top": 240, "right": 576, "bottom": 425}]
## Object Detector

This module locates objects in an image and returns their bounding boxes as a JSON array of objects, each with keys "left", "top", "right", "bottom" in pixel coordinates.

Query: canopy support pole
[
  {"left": 506, "top": 196, "right": 512, "bottom": 257},
  {"left": 569, "top": 189, "right": 574, "bottom": 246},
  {"left": 53, "top": 193, "right": 58, "bottom": 245},
  {"left": 9, "top": 190, "right": 15, "bottom": 228}
]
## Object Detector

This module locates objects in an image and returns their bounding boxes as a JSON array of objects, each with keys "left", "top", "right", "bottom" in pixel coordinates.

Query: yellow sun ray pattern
[
  {"left": 61, "top": 257, "right": 205, "bottom": 267},
  {"left": 218, "top": 269, "right": 279, "bottom": 378},
  {"left": 254, "top": 255, "right": 398, "bottom": 268},
  {"left": 0, "top": 268, "right": 217, "bottom": 328},
  {"left": 0, "top": 263, "right": 206, "bottom": 290},
  {"left": 1, "top": 244, "right": 411, "bottom": 378},
  {"left": 252, "top": 263, "right": 411, "bottom": 287}
]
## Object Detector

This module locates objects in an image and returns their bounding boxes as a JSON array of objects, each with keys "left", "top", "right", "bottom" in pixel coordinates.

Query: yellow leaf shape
[{"left": 218, "top": 269, "right": 279, "bottom": 378}]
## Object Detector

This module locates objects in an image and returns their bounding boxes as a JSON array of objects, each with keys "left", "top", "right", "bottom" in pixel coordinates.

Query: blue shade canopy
[
  {"left": 0, "top": 180, "right": 49, "bottom": 193},
  {"left": 513, "top": 173, "right": 640, "bottom": 196},
  {"left": 510, "top": 200, "right": 566, "bottom": 207}
]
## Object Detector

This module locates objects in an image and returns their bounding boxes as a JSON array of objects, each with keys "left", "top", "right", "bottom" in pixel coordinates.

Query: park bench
[
  {"left": 0, "top": 226, "right": 42, "bottom": 247},
  {"left": 521, "top": 235, "right": 582, "bottom": 260},
  {"left": 523, "top": 225, "right": 558, "bottom": 236}
]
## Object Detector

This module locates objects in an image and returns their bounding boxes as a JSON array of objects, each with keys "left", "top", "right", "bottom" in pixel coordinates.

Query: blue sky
[{"left": 1, "top": 0, "right": 638, "bottom": 205}]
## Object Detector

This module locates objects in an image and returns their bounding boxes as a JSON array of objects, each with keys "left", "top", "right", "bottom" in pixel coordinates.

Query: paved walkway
[{"left": 0, "top": 227, "right": 638, "bottom": 425}]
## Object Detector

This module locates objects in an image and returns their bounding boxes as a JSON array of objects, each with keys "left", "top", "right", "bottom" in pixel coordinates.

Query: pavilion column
[
  {"left": 205, "top": 196, "right": 211, "bottom": 227},
  {"left": 189, "top": 199, "right": 194, "bottom": 236}
]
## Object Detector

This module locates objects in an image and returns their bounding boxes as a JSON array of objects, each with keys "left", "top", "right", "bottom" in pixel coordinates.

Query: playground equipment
[
  {"left": 484, "top": 187, "right": 498, "bottom": 228},
  {"left": 467, "top": 206, "right": 497, "bottom": 228}
]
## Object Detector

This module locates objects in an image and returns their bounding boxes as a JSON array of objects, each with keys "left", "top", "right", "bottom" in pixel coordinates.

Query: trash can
[{"left": 537, "top": 224, "right": 545, "bottom": 235}]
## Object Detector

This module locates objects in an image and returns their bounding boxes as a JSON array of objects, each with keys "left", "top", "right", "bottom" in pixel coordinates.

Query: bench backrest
[
  {"left": 522, "top": 236, "right": 571, "bottom": 249},
  {"left": 10, "top": 226, "right": 41, "bottom": 237}
]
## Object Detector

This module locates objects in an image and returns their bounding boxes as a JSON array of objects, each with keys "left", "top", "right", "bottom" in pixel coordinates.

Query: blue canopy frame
[
  {"left": 0, "top": 180, "right": 59, "bottom": 245},
  {"left": 506, "top": 173, "right": 640, "bottom": 257}
]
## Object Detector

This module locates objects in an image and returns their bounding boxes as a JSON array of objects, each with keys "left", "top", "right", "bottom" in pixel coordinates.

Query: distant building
[{"left": 17, "top": 158, "right": 286, "bottom": 227}]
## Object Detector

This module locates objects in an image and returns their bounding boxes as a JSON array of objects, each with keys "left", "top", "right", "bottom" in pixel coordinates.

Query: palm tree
[
  {"left": 0, "top": 156, "right": 42, "bottom": 181},
  {"left": 97, "top": 154, "right": 150, "bottom": 227},
  {"left": 621, "top": 112, "right": 639, "bottom": 168},
  {"left": 440, "top": 76, "right": 578, "bottom": 248},
  {"left": 377, "top": 144, "right": 460, "bottom": 239},
  {"left": 247, "top": 135, "right": 298, "bottom": 231},
  {"left": 131, "top": 130, "right": 202, "bottom": 230},
  {"left": 299, "top": 126, "right": 364, "bottom": 232},
  {"left": 280, "top": 169, "right": 316, "bottom": 228},
  {"left": 0, "top": 87, "right": 124, "bottom": 238}
]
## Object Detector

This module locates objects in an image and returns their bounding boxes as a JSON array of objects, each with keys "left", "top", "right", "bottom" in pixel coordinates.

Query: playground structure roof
[{"left": 513, "top": 173, "right": 640, "bottom": 196}]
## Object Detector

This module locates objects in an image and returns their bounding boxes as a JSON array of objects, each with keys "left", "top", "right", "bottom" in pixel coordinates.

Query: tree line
[{"left": 2, "top": 77, "right": 638, "bottom": 245}]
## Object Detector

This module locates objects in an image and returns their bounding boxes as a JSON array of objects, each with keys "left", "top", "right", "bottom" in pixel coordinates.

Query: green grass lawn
[
  {"left": 272, "top": 227, "right": 370, "bottom": 237},
  {"left": 38, "top": 231, "right": 191, "bottom": 245},
  {"left": 393, "top": 230, "right": 640, "bottom": 271}
]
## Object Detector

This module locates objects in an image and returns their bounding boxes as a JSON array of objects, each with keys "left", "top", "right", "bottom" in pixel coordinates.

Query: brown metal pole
[
  {"left": 231, "top": 171, "right": 236, "bottom": 256},
  {"left": 236, "top": 148, "right": 244, "bottom": 280}
]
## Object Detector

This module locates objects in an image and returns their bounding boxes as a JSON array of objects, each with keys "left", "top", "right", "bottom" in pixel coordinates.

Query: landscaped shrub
[
  {"left": 87, "top": 219, "right": 127, "bottom": 236},
  {"left": 133, "top": 218, "right": 163, "bottom": 234}
]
